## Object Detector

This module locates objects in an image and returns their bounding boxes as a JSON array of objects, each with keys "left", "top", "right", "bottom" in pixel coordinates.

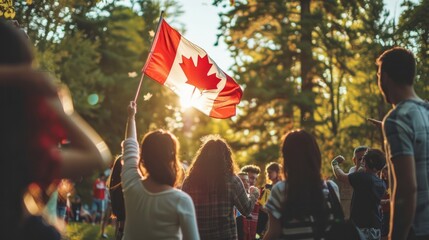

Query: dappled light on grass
[{"left": 65, "top": 222, "right": 115, "bottom": 240}]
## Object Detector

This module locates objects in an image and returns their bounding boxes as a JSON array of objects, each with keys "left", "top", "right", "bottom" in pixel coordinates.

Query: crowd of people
[{"left": 1, "top": 17, "right": 428, "bottom": 240}]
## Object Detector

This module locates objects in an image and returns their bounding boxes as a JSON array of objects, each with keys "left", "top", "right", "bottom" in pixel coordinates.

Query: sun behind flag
[{"left": 142, "top": 19, "right": 242, "bottom": 119}]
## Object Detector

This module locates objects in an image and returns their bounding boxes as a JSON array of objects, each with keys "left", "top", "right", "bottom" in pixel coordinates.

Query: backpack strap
[
  {"left": 108, "top": 155, "right": 126, "bottom": 221},
  {"left": 326, "top": 181, "right": 345, "bottom": 220},
  {"left": 108, "top": 155, "right": 123, "bottom": 190}
]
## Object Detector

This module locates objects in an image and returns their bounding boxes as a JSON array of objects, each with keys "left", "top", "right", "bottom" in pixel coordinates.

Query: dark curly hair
[
  {"left": 185, "top": 135, "right": 238, "bottom": 196},
  {"left": 363, "top": 149, "right": 386, "bottom": 171},
  {"left": 241, "top": 165, "right": 261, "bottom": 175}
]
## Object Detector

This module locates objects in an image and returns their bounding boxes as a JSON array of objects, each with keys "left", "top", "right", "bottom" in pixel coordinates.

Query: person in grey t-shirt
[{"left": 377, "top": 47, "right": 429, "bottom": 240}]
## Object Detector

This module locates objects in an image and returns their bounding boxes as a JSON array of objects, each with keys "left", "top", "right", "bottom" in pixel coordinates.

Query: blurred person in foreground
[{"left": 0, "top": 20, "right": 111, "bottom": 239}]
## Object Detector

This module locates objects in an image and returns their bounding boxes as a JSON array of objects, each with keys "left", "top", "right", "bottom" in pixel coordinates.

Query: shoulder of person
[
  {"left": 347, "top": 171, "right": 366, "bottom": 183},
  {"left": 169, "top": 188, "right": 191, "bottom": 200},
  {"left": 349, "top": 171, "right": 367, "bottom": 177},
  {"left": 407, "top": 98, "right": 429, "bottom": 108},
  {"left": 177, "top": 189, "right": 193, "bottom": 202},
  {"left": 231, "top": 174, "right": 242, "bottom": 183},
  {"left": 271, "top": 180, "right": 286, "bottom": 193},
  {"left": 389, "top": 99, "right": 428, "bottom": 120},
  {"left": 370, "top": 174, "right": 385, "bottom": 183},
  {"left": 326, "top": 179, "right": 339, "bottom": 188}
]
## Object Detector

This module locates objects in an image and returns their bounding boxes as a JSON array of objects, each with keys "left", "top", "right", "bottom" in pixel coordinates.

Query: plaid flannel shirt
[{"left": 182, "top": 175, "right": 258, "bottom": 240}]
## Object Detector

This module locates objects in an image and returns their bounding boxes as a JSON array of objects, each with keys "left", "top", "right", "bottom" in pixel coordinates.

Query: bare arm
[
  {"left": 125, "top": 101, "right": 137, "bottom": 141},
  {"left": 331, "top": 155, "right": 350, "bottom": 185},
  {"left": 389, "top": 155, "right": 417, "bottom": 240},
  {"left": 263, "top": 212, "right": 281, "bottom": 240}
]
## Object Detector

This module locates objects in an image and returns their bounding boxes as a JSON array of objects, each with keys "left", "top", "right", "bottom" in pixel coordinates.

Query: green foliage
[
  {"left": 57, "top": 32, "right": 104, "bottom": 109},
  {"left": 7, "top": 0, "right": 428, "bottom": 182},
  {"left": 0, "top": 0, "right": 16, "bottom": 19},
  {"left": 64, "top": 222, "right": 115, "bottom": 240},
  {"left": 214, "top": 0, "right": 427, "bottom": 177},
  {"left": 396, "top": 0, "right": 429, "bottom": 99}
]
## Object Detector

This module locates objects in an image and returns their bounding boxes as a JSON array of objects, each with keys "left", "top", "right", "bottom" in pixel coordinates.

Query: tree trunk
[{"left": 299, "top": 0, "right": 315, "bottom": 131}]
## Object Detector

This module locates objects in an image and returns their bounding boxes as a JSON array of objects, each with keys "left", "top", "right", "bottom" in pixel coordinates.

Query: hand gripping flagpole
[{"left": 134, "top": 11, "right": 165, "bottom": 103}]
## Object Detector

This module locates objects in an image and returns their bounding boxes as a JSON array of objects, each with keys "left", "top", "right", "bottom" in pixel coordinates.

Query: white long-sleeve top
[{"left": 121, "top": 138, "right": 199, "bottom": 240}]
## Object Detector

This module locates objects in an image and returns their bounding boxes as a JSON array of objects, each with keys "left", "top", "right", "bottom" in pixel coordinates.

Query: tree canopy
[{"left": 2, "top": 0, "right": 428, "bottom": 181}]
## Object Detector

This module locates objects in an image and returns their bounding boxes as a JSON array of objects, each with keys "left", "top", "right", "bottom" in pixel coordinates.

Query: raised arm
[
  {"left": 125, "top": 101, "right": 137, "bottom": 141},
  {"left": 331, "top": 155, "right": 350, "bottom": 184},
  {"left": 121, "top": 101, "right": 141, "bottom": 189}
]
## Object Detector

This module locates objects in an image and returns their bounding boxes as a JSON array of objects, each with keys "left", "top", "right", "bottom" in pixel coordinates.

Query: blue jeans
[{"left": 92, "top": 199, "right": 106, "bottom": 214}]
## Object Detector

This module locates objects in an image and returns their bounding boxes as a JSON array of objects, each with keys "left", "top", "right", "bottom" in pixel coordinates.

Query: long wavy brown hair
[
  {"left": 281, "top": 130, "right": 327, "bottom": 223},
  {"left": 185, "top": 135, "right": 238, "bottom": 196},
  {"left": 139, "top": 130, "right": 182, "bottom": 187}
]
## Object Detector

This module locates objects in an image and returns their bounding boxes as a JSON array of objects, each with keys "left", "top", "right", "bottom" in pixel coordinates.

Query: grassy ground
[{"left": 63, "top": 222, "right": 116, "bottom": 240}]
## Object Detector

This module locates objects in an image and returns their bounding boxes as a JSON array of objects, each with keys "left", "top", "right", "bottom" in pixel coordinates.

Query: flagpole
[
  {"left": 134, "top": 10, "right": 165, "bottom": 103},
  {"left": 133, "top": 73, "right": 145, "bottom": 103}
]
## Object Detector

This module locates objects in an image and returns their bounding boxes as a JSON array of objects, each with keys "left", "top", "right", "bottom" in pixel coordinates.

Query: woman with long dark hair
[
  {"left": 182, "top": 135, "right": 260, "bottom": 240},
  {"left": 263, "top": 129, "right": 334, "bottom": 239},
  {"left": 121, "top": 101, "right": 199, "bottom": 239}
]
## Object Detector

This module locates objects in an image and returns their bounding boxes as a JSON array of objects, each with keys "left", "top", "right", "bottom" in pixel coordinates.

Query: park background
[{"left": 1, "top": 0, "right": 428, "bottom": 229}]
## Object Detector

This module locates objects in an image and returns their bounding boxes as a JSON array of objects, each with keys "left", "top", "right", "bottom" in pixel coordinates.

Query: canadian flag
[{"left": 142, "top": 19, "right": 243, "bottom": 119}]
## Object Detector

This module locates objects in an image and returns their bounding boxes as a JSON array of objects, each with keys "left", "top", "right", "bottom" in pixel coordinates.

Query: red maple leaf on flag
[{"left": 179, "top": 55, "right": 221, "bottom": 92}]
